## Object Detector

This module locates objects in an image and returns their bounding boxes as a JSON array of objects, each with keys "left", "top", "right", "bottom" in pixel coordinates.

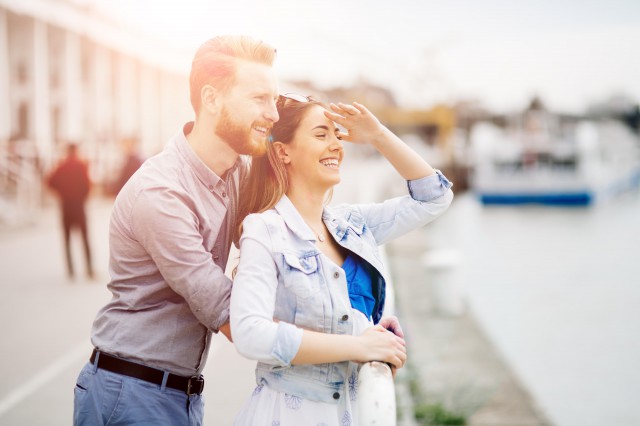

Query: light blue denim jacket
[{"left": 230, "top": 171, "right": 453, "bottom": 403}]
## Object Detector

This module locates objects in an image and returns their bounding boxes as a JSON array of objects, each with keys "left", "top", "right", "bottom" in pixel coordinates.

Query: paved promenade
[{"left": 0, "top": 198, "right": 255, "bottom": 425}]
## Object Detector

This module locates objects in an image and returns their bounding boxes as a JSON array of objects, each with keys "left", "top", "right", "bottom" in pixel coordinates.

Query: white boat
[{"left": 469, "top": 106, "right": 640, "bottom": 206}]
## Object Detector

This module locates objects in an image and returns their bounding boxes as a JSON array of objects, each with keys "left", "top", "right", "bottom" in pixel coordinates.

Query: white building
[{"left": 1, "top": 0, "right": 194, "bottom": 223}]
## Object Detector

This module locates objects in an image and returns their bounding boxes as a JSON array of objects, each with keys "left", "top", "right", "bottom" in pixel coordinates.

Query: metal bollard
[
  {"left": 358, "top": 361, "right": 396, "bottom": 425},
  {"left": 421, "top": 249, "right": 464, "bottom": 316}
]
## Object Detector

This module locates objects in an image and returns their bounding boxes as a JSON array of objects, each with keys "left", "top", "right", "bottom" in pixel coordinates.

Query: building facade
[{"left": 1, "top": 0, "right": 193, "bottom": 224}]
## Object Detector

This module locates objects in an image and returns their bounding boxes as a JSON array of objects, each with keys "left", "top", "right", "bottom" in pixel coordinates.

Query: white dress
[{"left": 233, "top": 309, "right": 372, "bottom": 426}]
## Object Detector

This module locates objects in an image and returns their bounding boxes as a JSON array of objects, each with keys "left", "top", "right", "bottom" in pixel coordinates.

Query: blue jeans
[{"left": 73, "top": 361, "right": 204, "bottom": 425}]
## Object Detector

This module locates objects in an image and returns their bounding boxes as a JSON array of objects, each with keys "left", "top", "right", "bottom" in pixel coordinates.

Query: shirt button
[
  {"left": 333, "top": 271, "right": 340, "bottom": 279},
  {"left": 333, "top": 392, "right": 340, "bottom": 400},
  {"left": 341, "top": 314, "right": 349, "bottom": 321},
  {"left": 222, "top": 191, "right": 227, "bottom": 198},
  {"left": 208, "top": 185, "right": 213, "bottom": 191}
]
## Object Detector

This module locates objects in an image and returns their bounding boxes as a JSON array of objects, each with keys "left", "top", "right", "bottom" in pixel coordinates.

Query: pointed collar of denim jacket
[
  {"left": 274, "top": 196, "right": 368, "bottom": 242},
  {"left": 322, "top": 206, "right": 365, "bottom": 240},
  {"left": 274, "top": 195, "right": 318, "bottom": 242}
]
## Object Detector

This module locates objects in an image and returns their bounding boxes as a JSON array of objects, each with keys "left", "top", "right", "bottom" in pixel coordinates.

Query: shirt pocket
[{"left": 282, "top": 253, "right": 322, "bottom": 299}]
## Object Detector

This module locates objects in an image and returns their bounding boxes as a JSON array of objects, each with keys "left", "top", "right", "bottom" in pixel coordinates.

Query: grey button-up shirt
[{"left": 91, "top": 122, "right": 246, "bottom": 376}]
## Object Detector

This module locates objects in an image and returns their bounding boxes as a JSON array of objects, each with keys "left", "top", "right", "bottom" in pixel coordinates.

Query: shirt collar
[{"left": 171, "top": 122, "right": 241, "bottom": 188}]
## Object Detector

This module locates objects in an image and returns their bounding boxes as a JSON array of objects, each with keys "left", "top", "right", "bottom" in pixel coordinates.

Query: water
[{"left": 425, "top": 190, "right": 640, "bottom": 426}]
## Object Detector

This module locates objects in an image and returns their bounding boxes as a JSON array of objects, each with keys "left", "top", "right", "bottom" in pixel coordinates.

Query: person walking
[
  {"left": 46, "top": 142, "right": 93, "bottom": 280},
  {"left": 73, "top": 35, "right": 280, "bottom": 426}
]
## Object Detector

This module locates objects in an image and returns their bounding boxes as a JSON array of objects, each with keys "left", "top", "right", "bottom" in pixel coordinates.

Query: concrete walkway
[
  {"left": 0, "top": 198, "right": 254, "bottom": 425},
  {"left": 387, "top": 229, "right": 551, "bottom": 426}
]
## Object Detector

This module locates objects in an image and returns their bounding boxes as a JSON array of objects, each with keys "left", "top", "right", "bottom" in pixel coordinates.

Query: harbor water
[
  {"left": 337, "top": 157, "right": 640, "bottom": 426},
  {"left": 423, "top": 189, "right": 640, "bottom": 426}
]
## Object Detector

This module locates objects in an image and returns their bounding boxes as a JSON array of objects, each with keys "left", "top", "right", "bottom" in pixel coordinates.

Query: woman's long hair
[{"left": 234, "top": 96, "right": 326, "bottom": 244}]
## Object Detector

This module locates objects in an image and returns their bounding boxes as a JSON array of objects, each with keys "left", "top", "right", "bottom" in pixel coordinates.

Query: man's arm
[{"left": 130, "top": 188, "right": 233, "bottom": 332}]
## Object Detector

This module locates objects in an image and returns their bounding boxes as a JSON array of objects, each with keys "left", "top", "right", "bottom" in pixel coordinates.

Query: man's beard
[{"left": 215, "top": 106, "right": 268, "bottom": 156}]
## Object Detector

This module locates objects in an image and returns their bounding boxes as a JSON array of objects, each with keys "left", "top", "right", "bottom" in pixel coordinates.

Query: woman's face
[{"left": 282, "top": 105, "right": 344, "bottom": 193}]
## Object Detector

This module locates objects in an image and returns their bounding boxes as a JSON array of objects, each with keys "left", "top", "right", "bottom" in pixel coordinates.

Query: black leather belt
[{"left": 90, "top": 349, "right": 204, "bottom": 395}]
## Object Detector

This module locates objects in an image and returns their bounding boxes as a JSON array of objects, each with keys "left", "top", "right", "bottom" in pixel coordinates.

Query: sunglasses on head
[{"left": 277, "top": 93, "right": 317, "bottom": 108}]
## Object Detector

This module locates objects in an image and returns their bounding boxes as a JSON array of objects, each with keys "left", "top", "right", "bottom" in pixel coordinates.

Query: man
[
  {"left": 46, "top": 143, "right": 93, "bottom": 280},
  {"left": 73, "top": 36, "right": 279, "bottom": 425}
]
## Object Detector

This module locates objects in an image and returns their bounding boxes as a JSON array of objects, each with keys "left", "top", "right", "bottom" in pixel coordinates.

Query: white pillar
[
  {"left": 32, "top": 19, "right": 52, "bottom": 160},
  {"left": 91, "top": 45, "right": 112, "bottom": 139},
  {"left": 0, "top": 8, "right": 10, "bottom": 140},
  {"left": 89, "top": 45, "right": 113, "bottom": 185},
  {"left": 62, "top": 30, "right": 83, "bottom": 142},
  {"left": 115, "top": 55, "right": 139, "bottom": 137},
  {"left": 139, "top": 64, "right": 160, "bottom": 156}
]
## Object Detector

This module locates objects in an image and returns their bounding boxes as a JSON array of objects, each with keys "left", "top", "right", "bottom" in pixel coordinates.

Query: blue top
[{"left": 343, "top": 254, "right": 375, "bottom": 320}]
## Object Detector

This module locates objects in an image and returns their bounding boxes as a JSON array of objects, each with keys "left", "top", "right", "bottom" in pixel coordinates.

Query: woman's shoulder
[
  {"left": 241, "top": 209, "right": 287, "bottom": 240},
  {"left": 244, "top": 208, "right": 284, "bottom": 225}
]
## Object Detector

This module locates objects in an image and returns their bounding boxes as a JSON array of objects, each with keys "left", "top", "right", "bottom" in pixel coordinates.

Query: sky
[{"left": 99, "top": 0, "right": 640, "bottom": 114}]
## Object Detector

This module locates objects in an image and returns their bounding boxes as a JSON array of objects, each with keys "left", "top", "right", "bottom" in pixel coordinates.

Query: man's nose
[{"left": 264, "top": 99, "right": 279, "bottom": 123}]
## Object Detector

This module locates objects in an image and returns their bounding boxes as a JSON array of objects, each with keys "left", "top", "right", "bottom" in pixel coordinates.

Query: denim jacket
[{"left": 230, "top": 171, "right": 453, "bottom": 403}]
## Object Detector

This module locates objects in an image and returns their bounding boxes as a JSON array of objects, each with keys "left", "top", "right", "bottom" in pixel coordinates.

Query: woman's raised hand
[
  {"left": 324, "top": 102, "right": 385, "bottom": 145},
  {"left": 355, "top": 324, "right": 407, "bottom": 369}
]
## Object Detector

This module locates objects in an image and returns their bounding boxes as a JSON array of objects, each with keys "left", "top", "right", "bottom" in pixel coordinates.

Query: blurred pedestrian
[
  {"left": 72, "top": 35, "right": 279, "bottom": 426},
  {"left": 46, "top": 142, "right": 93, "bottom": 280},
  {"left": 109, "top": 136, "right": 144, "bottom": 196}
]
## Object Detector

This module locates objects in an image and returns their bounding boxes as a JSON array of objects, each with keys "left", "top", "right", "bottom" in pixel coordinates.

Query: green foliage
[{"left": 414, "top": 402, "right": 466, "bottom": 425}]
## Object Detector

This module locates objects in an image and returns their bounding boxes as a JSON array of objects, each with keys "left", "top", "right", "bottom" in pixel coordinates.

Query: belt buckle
[{"left": 186, "top": 375, "right": 204, "bottom": 395}]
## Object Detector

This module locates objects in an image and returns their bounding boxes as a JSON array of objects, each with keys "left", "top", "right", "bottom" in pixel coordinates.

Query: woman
[{"left": 231, "top": 94, "right": 453, "bottom": 425}]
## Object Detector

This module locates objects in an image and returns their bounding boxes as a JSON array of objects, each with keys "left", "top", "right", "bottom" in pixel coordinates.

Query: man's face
[{"left": 214, "top": 61, "right": 279, "bottom": 156}]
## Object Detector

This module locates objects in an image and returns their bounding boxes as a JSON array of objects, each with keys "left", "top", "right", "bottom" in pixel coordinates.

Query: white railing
[
  {"left": 358, "top": 361, "right": 397, "bottom": 425},
  {"left": 358, "top": 245, "right": 398, "bottom": 425}
]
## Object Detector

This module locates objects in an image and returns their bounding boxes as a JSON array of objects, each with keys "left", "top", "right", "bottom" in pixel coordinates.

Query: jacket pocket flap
[{"left": 283, "top": 253, "right": 318, "bottom": 274}]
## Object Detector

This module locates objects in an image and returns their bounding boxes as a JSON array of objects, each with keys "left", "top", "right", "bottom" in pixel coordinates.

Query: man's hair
[{"left": 189, "top": 35, "right": 277, "bottom": 115}]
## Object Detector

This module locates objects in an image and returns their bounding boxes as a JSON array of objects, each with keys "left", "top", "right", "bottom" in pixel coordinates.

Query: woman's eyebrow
[{"left": 311, "top": 125, "right": 330, "bottom": 131}]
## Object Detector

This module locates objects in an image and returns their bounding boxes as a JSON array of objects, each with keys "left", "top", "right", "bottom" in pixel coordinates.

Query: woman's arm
[
  {"left": 324, "top": 102, "right": 436, "bottom": 180},
  {"left": 231, "top": 215, "right": 406, "bottom": 368},
  {"left": 292, "top": 324, "right": 406, "bottom": 368},
  {"left": 325, "top": 101, "right": 453, "bottom": 244}
]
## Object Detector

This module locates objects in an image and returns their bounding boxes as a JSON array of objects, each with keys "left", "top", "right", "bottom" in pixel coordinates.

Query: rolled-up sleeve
[
  {"left": 231, "top": 215, "right": 303, "bottom": 366},
  {"left": 407, "top": 169, "right": 453, "bottom": 201},
  {"left": 348, "top": 170, "right": 454, "bottom": 245},
  {"left": 130, "top": 188, "right": 232, "bottom": 331}
]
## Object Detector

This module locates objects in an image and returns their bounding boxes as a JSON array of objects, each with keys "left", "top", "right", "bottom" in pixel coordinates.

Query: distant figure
[
  {"left": 110, "top": 136, "right": 144, "bottom": 196},
  {"left": 46, "top": 143, "right": 93, "bottom": 280}
]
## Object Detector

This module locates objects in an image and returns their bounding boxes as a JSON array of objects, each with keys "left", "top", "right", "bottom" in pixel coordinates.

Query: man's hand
[
  {"left": 379, "top": 315, "right": 404, "bottom": 338},
  {"left": 378, "top": 315, "right": 405, "bottom": 377},
  {"left": 219, "top": 322, "right": 232, "bottom": 342}
]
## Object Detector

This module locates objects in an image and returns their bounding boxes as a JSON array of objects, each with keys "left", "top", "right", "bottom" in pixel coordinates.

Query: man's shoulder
[{"left": 133, "top": 150, "right": 183, "bottom": 187}]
